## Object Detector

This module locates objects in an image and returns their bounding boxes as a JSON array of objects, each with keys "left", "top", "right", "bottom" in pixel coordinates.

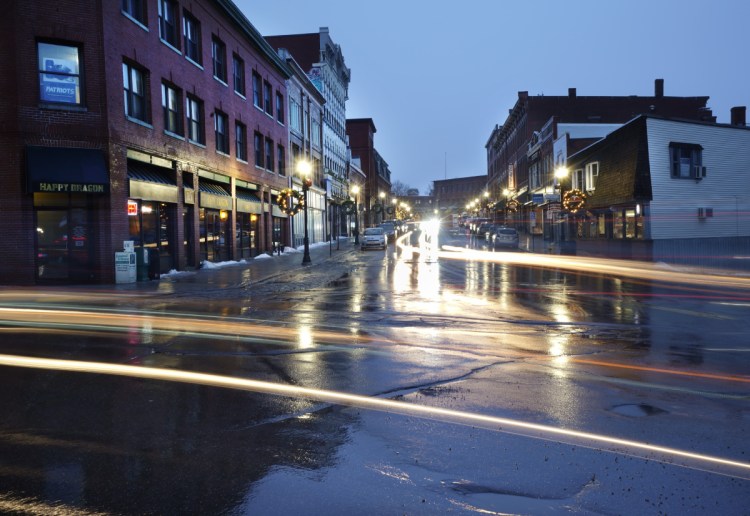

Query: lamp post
[
  {"left": 554, "top": 166, "right": 569, "bottom": 248},
  {"left": 297, "top": 159, "right": 312, "bottom": 265},
  {"left": 351, "top": 185, "right": 360, "bottom": 245},
  {"left": 378, "top": 191, "right": 386, "bottom": 223}
]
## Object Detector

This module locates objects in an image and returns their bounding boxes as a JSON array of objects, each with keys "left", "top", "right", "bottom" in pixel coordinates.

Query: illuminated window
[{"left": 38, "top": 42, "right": 81, "bottom": 105}]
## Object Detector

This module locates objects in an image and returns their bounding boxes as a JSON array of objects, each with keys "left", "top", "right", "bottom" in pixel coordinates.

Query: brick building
[
  {"left": 346, "top": 118, "right": 393, "bottom": 226},
  {"left": 486, "top": 80, "right": 715, "bottom": 239},
  {"left": 1, "top": 0, "right": 292, "bottom": 284}
]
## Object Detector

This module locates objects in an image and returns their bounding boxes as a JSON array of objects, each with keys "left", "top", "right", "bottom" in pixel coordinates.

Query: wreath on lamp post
[
  {"left": 372, "top": 203, "right": 384, "bottom": 214},
  {"left": 277, "top": 188, "right": 305, "bottom": 216},
  {"left": 562, "top": 189, "right": 587, "bottom": 214},
  {"left": 506, "top": 199, "right": 520, "bottom": 213},
  {"left": 342, "top": 199, "right": 356, "bottom": 215}
]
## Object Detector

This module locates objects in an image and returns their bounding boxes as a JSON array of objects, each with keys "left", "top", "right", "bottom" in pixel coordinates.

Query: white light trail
[{"left": 1, "top": 354, "right": 748, "bottom": 476}]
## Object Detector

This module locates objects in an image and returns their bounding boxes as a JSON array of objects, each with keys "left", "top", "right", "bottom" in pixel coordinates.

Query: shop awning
[
  {"left": 127, "top": 160, "right": 176, "bottom": 185},
  {"left": 236, "top": 188, "right": 262, "bottom": 214},
  {"left": 26, "top": 146, "right": 109, "bottom": 193},
  {"left": 128, "top": 159, "right": 178, "bottom": 202},
  {"left": 199, "top": 181, "right": 232, "bottom": 210}
]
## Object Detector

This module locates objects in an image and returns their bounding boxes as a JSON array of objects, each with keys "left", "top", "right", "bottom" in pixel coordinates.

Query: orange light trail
[
  {"left": 569, "top": 358, "right": 750, "bottom": 384},
  {"left": 0, "top": 353, "right": 748, "bottom": 476}
]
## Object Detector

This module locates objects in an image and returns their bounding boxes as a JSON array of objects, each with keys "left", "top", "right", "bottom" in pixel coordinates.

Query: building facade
[
  {"left": 275, "top": 48, "right": 326, "bottom": 247},
  {"left": 2, "top": 0, "right": 292, "bottom": 285},
  {"left": 433, "top": 175, "right": 490, "bottom": 219},
  {"left": 564, "top": 110, "right": 750, "bottom": 269},
  {"left": 346, "top": 118, "right": 392, "bottom": 227},
  {"left": 265, "top": 28, "right": 352, "bottom": 238},
  {"left": 486, "top": 80, "right": 716, "bottom": 239}
]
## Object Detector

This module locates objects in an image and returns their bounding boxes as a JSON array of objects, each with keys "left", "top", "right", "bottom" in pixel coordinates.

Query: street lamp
[
  {"left": 554, "top": 166, "right": 569, "bottom": 248},
  {"left": 297, "top": 159, "right": 312, "bottom": 265},
  {"left": 351, "top": 185, "right": 360, "bottom": 245}
]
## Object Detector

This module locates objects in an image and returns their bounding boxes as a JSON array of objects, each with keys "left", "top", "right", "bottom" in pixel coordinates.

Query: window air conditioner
[{"left": 693, "top": 165, "right": 707, "bottom": 178}]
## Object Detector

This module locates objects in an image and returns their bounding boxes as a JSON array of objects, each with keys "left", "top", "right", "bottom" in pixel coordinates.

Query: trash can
[{"left": 147, "top": 248, "right": 160, "bottom": 280}]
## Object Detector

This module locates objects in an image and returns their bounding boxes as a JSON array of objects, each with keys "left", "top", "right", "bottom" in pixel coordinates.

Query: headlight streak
[
  {"left": 1, "top": 306, "right": 748, "bottom": 386},
  {"left": 0, "top": 353, "right": 748, "bottom": 478},
  {"left": 439, "top": 245, "right": 750, "bottom": 291}
]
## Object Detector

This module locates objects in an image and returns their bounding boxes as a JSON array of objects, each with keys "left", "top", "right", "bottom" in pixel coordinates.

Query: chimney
[
  {"left": 730, "top": 106, "right": 746, "bottom": 126},
  {"left": 518, "top": 91, "right": 528, "bottom": 101},
  {"left": 655, "top": 79, "right": 664, "bottom": 98},
  {"left": 568, "top": 88, "right": 577, "bottom": 98}
]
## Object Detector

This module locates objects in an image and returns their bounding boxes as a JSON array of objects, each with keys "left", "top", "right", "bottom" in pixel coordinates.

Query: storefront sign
[
  {"left": 37, "top": 182, "right": 106, "bottom": 193},
  {"left": 127, "top": 200, "right": 138, "bottom": 216}
]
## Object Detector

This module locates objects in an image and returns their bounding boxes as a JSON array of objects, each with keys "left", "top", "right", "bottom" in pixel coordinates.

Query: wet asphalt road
[{"left": 0, "top": 229, "right": 749, "bottom": 514}]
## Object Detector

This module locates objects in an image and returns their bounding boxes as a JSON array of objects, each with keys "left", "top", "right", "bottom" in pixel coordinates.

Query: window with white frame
[
  {"left": 572, "top": 169, "right": 584, "bottom": 190},
  {"left": 585, "top": 162, "right": 599, "bottom": 191},
  {"left": 289, "top": 97, "right": 301, "bottom": 133}
]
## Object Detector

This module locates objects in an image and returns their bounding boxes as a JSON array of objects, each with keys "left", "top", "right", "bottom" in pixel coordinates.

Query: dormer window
[{"left": 669, "top": 142, "right": 705, "bottom": 180}]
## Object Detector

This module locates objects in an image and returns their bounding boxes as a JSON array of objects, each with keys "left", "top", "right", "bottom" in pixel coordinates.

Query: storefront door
[{"left": 36, "top": 207, "right": 92, "bottom": 282}]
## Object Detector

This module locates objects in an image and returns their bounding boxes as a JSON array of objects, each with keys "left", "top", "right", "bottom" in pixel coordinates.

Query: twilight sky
[{"left": 237, "top": 0, "right": 749, "bottom": 195}]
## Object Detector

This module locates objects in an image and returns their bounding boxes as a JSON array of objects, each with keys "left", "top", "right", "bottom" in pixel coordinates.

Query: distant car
[
  {"left": 492, "top": 227, "right": 519, "bottom": 249},
  {"left": 379, "top": 222, "right": 396, "bottom": 242},
  {"left": 361, "top": 227, "right": 387, "bottom": 250},
  {"left": 476, "top": 222, "right": 493, "bottom": 239}
]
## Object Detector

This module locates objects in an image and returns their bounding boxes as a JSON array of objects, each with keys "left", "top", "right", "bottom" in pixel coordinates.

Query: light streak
[
  {"left": 438, "top": 245, "right": 750, "bottom": 291},
  {"left": 1, "top": 354, "right": 748, "bottom": 476},
  {"left": 570, "top": 358, "right": 750, "bottom": 384}
]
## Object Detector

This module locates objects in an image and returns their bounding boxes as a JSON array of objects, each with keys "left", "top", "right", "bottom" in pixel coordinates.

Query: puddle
[{"left": 609, "top": 403, "right": 667, "bottom": 417}]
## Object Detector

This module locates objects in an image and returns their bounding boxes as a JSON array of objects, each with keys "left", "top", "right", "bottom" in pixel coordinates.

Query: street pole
[
  {"left": 297, "top": 159, "right": 313, "bottom": 265},
  {"left": 351, "top": 185, "right": 360, "bottom": 245},
  {"left": 302, "top": 179, "right": 311, "bottom": 264}
]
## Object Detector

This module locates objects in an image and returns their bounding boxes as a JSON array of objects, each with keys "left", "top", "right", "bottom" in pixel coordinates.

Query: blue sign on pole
[{"left": 532, "top": 194, "right": 544, "bottom": 204}]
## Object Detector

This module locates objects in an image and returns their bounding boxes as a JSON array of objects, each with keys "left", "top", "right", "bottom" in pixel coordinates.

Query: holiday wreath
[
  {"left": 562, "top": 189, "right": 587, "bottom": 213},
  {"left": 277, "top": 188, "right": 305, "bottom": 216}
]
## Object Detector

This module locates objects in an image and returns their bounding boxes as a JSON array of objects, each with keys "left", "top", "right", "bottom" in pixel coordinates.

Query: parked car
[
  {"left": 476, "top": 222, "right": 493, "bottom": 239},
  {"left": 484, "top": 223, "right": 503, "bottom": 242},
  {"left": 491, "top": 227, "right": 520, "bottom": 249},
  {"left": 379, "top": 222, "right": 396, "bottom": 242},
  {"left": 361, "top": 227, "right": 386, "bottom": 250}
]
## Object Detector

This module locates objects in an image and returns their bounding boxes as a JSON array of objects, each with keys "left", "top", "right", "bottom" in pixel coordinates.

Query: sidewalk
[{"left": 113, "top": 238, "right": 359, "bottom": 295}]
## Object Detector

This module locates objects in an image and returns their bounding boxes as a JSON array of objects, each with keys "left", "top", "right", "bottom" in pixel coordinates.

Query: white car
[{"left": 361, "top": 227, "right": 386, "bottom": 250}]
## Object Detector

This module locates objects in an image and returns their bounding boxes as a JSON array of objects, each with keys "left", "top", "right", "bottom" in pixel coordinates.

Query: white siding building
[{"left": 565, "top": 112, "right": 750, "bottom": 270}]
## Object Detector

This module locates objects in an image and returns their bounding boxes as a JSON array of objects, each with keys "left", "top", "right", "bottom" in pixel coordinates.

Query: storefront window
[
  {"left": 237, "top": 213, "right": 257, "bottom": 259},
  {"left": 200, "top": 208, "right": 230, "bottom": 262},
  {"left": 613, "top": 210, "right": 624, "bottom": 239}
]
